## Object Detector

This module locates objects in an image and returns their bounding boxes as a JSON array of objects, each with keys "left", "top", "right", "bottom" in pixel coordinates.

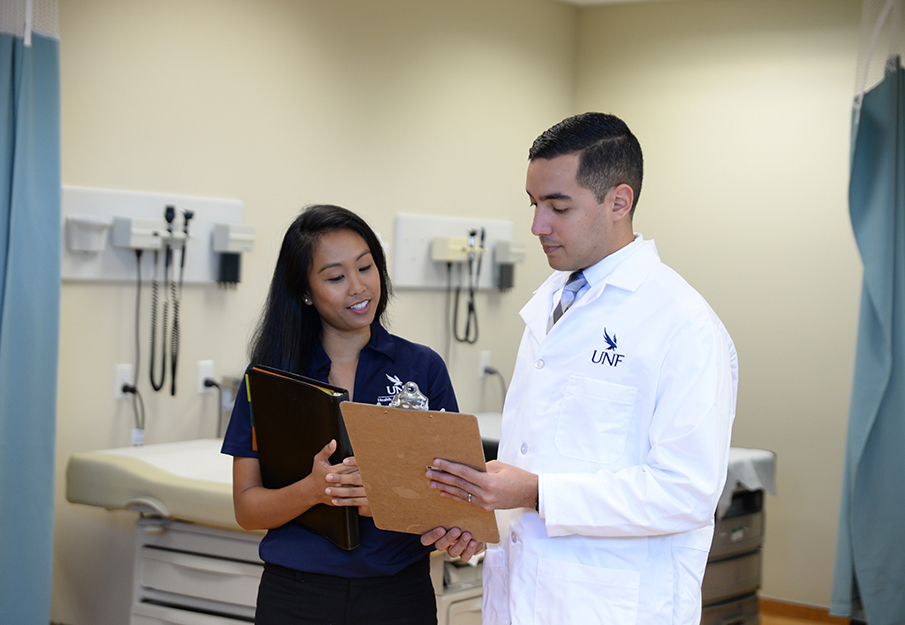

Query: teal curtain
[
  {"left": 0, "top": 31, "right": 61, "bottom": 624},
  {"left": 831, "top": 58, "right": 905, "bottom": 624}
]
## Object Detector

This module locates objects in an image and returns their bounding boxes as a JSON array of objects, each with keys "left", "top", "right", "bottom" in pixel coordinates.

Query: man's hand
[{"left": 425, "top": 459, "right": 538, "bottom": 511}]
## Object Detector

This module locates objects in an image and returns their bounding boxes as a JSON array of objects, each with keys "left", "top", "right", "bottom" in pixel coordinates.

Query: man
[{"left": 423, "top": 112, "right": 738, "bottom": 624}]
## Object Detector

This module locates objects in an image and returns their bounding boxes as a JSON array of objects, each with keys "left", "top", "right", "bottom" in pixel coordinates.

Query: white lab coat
[{"left": 483, "top": 237, "right": 737, "bottom": 625}]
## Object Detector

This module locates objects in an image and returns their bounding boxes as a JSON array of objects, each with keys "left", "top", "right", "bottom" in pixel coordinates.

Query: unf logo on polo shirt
[
  {"left": 385, "top": 373, "right": 404, "bottom": 396},
  {"left": 591, "top": 327, "right": 624, "bottom": 367},
  {"left": 376, "top": 373, "right": 406, "bottom": 404}
]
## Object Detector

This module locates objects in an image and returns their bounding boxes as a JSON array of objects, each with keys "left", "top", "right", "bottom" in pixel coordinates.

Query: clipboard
[
  {"left": 339, "top": 402, "right": 500, "bottom": 544},
  {"left": 246, "top": 365, "right": 360, "bottom": 550}
]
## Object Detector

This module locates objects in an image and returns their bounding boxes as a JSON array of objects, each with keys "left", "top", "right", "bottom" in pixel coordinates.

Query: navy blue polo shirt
[{"left": 221, "top": 322, "right": 458, "bottom": 577}]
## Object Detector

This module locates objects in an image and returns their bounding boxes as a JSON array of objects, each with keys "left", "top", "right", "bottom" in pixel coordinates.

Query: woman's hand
[
  {"left": 233, "top": 440, "right": 376, "bottom": 530},
  {"left": 325, "top": 454, "right": 370, "bottom": 514},
  {"left": 232, "top": 441, "right": 341, "bottom": 530},
  {"left": 421, "top": 527, "right": 482, "bottom": 563}
]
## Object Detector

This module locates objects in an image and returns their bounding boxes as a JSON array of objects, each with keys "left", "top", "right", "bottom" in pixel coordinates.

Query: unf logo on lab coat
[{"left": 591, "top": 327, "right": 624, "bottom": 367}]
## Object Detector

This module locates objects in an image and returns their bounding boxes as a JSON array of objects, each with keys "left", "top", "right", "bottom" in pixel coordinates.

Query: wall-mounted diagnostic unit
[
  {"left": 392, "top": 213, "right": 525, "bottom": 291},
  {"left": 61, "top": 186, "right": 254, "bottom": 285}
]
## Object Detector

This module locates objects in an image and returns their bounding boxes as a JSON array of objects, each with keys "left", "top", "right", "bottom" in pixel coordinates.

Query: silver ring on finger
[{"left": 467, "top": 493, "right": 472, "bottom": 504}]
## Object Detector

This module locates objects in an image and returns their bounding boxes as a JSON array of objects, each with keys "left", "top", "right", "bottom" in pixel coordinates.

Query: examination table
[{"left": 66, "top": 433, "right": 774, "bottom": 625}]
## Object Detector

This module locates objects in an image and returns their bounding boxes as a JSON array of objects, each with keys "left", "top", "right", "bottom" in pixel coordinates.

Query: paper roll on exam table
[{"left": 66, "top": 438, "right": 237, "bottom": 529}]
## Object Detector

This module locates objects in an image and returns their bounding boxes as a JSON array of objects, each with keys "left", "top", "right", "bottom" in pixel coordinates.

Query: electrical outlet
[
  {"left": 198, "top": 360, "right": 214, "bottom": 394},
  {"left": 478, "top": 351, "right": 491, "bottom": 378},
  {"left": 115, "top": 364, "right": 134, "bottom": 399}
]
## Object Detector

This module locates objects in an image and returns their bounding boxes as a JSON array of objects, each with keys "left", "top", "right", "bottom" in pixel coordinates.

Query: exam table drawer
[
  {"left": 701, "top": 550, "right": 762, "bottom": 605},
  {"left": 132, "top": 601, "right": 252, "bottom": 624},
  {"left": 437, "top": 583, "right": 482, "bottom": 625},
  {"left": 445, "top": 595, "right": 482, "bottom": 625},
  {"left": 710, "top": 490, "right": 765, "bottom": 562},
  {"left": 137, "top": 520, "right": 262, "bottom": 564},
  {"left": 138, "top": 547, "right": 261, "bottom": 608},
  {"left": 710, "top": 509, "right": 764, "bottom": 561},
  {"left": 700, "top": 592, "right": 759, "bottom": 625}
]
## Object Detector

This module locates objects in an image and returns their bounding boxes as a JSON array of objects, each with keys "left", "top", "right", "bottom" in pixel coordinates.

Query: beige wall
[
  {"left": 53, "top": 0, "right": 861, "bottom": 622},
  {"left": 55, "top": 1, "right": 575, "bottom": 623}
]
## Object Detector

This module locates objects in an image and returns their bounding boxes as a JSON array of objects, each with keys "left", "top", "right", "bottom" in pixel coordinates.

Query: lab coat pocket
[
  {"left": 481, "top": 547, "right": 510, "bottom": 624},
  {"left": 535, "top": 558, "right": 640, "bottom": 624},
  {"left": 673, "top": 544, "right": 710, "bottom": 623},
  {"left": 556, "top": 376, "right": 638, "bottom": 464}
]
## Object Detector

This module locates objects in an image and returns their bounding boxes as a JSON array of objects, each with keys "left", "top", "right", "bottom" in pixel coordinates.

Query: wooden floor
[
  {"left": 759, "top": 599, "right": 851, "bottom": 625},
  {"left": 761, "top": 615, "right": 836, "bottom": 625}
]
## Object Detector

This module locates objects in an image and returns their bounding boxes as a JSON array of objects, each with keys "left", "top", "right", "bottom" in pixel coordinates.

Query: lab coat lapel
[
  {"left": 519, "top": 240, "right": 662, "bottom": 340},
  {"left": 520, "top": 272, "right": 568, "bottom": 341}
]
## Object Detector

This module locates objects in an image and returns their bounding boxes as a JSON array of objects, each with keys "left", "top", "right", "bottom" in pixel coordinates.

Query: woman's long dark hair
[{"left": 248, "top": 205, "right": 393, "bottom": 373}]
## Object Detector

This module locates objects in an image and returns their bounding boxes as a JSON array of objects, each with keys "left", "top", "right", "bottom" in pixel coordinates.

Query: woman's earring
[{"left": 304, "top": 297, "right": 311, "bottom": 305}]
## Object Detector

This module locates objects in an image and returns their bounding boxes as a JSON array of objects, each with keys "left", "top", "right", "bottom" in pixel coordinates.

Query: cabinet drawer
[
  {"left": 446, "top": 596, "right": 482, "bottom": 625},
  {"left": 137, "top": 519, "right": 262, "bottom": 565},
  {"left": 132, "top": 601, "right": 253, "bottom": 624},
  {"left": 139, "top": 547, "right": 262, "bottom": 608},
  {"left": 710, "top": 509, "right": 764, "bottom": 561},
  {"left": 701, "top": 550, "right": 761, "bottom": 605},
  {"left": 701, "top": 592, "right": 759, "bottom": 625},
  {"left": 437, "top": 583, "right": 482, "bottom": 625}
]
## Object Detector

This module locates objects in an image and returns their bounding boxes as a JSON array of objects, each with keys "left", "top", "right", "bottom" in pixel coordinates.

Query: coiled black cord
[
  {"left": 149, "top": 249, "right": 167, "bottom": 392},
  {"left": 451, "top": 229, "right": 483, "bottom": 344},
  {"left": 169, "top": 209, "right": 192, "bottom": 397},
  {"left": 452, "top": 269, "right": 478, "bottom": 344},
  {"left": 169, "top": 275, "right": 179, "bottom": 396}
]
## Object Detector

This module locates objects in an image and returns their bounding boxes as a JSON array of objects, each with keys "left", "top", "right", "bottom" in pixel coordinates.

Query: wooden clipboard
[{"left": 339, "top": 402, "right": 500, "bottom": 544}]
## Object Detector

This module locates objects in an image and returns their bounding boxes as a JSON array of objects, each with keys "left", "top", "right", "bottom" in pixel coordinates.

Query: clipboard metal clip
[{"left": 389, "top": 381, "right": 429, "bottom": 411}]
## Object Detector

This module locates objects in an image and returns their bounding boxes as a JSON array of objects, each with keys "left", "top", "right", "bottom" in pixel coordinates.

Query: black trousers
[{"left": 255, "top": 557, "right": 438, "bottom": 625}]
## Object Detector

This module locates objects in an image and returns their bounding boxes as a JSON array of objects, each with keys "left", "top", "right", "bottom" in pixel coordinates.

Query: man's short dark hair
[{"left": 529, "top": 112, "right": 643, "bottom": 213}]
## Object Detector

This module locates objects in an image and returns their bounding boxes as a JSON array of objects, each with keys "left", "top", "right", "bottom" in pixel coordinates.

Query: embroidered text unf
[{"left": 592, "top": 328, "right": 623, "bottom": 366}]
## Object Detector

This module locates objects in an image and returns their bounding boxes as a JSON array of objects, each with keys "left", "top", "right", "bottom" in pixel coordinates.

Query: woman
[{"left": 221, "top": 205, "right": 459, "bottom": 624}]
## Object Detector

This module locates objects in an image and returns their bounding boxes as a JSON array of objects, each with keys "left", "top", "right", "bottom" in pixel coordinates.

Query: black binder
[{"left": 246, "top": 365, "right": 359, "bottom": 550}]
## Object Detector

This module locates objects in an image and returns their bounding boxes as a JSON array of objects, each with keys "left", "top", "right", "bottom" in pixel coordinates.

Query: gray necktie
[{"left": 551, "top": 271, "right": 587, "bottom": 327}]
